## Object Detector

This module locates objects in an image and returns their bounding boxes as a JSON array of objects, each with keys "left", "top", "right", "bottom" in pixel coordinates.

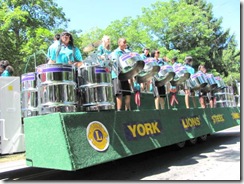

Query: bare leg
[
  {"left": 116, "top": 95, "right": 122, "bottom": 111},
  {"left": 155, "top": 97, "right": 159, "bottom": 110},
  {"left": 209, "top": 97, "right": 215, "bottom": 108},
  {"left": 199, "top": 96, "right": 206, "bottom": 108},
  {"left": 159, "top": 97, "right": 165, "bottom": 110},
  {"left": 140, "top": 83, "right": 145, "bottom": 92},
  {"left": 146, "top": 81, "right": 151, "bottom": 92},
  {"left": 124, "top": 95, "right": 131, "bottom": 111},
  {"left": 128, "top": 78, "right": 133, "bottom": 91},
  {"left": 185, "top": 89, "right": 190, "bottom": 108}
]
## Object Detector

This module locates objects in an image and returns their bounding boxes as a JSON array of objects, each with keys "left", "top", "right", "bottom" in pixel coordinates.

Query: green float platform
[{"left": 24, "top": 94, "right": 240, "bottom": 171}]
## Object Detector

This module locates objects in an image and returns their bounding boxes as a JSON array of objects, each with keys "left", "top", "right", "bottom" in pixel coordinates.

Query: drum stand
[
  {"left": 165, "top": 93, "right": 170, "bottom": 110},
  {"left": 203, "top": 93, "right": 210, "bottom": 108}
]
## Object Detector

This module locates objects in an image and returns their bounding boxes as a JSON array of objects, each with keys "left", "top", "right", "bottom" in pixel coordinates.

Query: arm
[{"left": 73, "top": 47, "right": 84, "bottom": 67}]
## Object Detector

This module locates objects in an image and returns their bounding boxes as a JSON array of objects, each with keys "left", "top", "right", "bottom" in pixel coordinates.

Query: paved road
[
  {"left": 76, "top": 125, "right": 240, "bottom": 181},
  {"left": 141, "top": 126, "right": 240, "bottom": 180},
  {"left": 1, "top": 125, "right": 240, "bottom": 181}
]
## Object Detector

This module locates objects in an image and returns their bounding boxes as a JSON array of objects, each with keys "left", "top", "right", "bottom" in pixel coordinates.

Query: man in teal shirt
[
  {"left": 47, "top": 33, "right": 60, "bottom": 60},
  {"left": 111, "top": 38, "right": 132, "bottom": 111}
]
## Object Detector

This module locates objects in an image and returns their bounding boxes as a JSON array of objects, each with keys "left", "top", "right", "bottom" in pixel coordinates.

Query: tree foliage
[
  {"left": 0, "top": 0, "right": 240, "bottom": 83},
  {"left": 0, "top": 0, "right": 69, "bottom": 75}
]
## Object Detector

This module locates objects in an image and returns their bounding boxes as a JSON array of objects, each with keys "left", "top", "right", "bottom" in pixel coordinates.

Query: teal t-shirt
[
  {"left": 111, "top": 48, "right": 127, "bottom": 79},
  {"left": 49, "top": 42, "right": 83, "bottom": 64},
  {"left": 1, "top": 70, "right": 11, "bottom": 77},
  {"left": 185, "top": 64, "right": 195, "bottom": 74},
  {"left": 97, "top": 45, "right": 111, "bottom": 56},
  {"left": 97, "top": 44, "right": 112, "bottom": 66}
]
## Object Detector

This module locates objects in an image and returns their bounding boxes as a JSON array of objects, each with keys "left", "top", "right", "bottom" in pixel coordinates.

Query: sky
[{"left": 55, "top": 0, "right": 241, "bottom": 49}]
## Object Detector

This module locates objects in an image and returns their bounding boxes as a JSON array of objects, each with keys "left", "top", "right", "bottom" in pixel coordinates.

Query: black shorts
[
  {"left": 153, "top": 84, "right": 166, "bottom": 98},
  {"left": 199, "top": 90, "right": 215, "bottom": 101},
  {"left": 112, "top": 78, "right": 131, "bottom": 96},
  {"left": 208, "top": 90, "right": 215, "bottom": 99},
  {"left": 198, "top": 90, "right": 207, "bottom": 98}
]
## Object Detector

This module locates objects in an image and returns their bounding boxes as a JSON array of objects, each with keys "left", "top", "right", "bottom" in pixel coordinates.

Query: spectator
[{"left": 1, "top": 65, "right": 14, "bottom": 77}]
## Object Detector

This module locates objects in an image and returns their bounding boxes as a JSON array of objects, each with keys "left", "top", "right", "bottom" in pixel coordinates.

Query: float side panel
[
  {"left": 24, "top": 106, "right": 240, "bottom": 171},
  {"left": 60, "top": 107, "right": 240, "bottom": 170},
  {"left": 24, "top": 113, "right": 75, "bottom": 170}
]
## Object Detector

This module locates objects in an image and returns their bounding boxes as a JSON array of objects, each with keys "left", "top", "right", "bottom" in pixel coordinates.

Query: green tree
[
  {"left": 71, "top": 0, "right": 240, "bottom": 83},
  {"left": 0, "top": 0, "right": 69, "bottom": 75}
]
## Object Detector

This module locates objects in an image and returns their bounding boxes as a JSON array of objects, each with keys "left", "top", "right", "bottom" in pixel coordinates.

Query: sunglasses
[{"left": 62, "top": 34, "right": 70, "bottom": 37}]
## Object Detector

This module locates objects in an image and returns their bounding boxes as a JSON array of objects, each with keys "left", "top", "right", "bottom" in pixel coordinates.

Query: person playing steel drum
[
  {"left": 151, "top": 50, "right": 167, "bottom": 110},
  {"left": 169, "top": 56, "right": 180, "bottom": 108},
  {"left": 140, "top": 48, "right": 151, "bottom": 91},
  {"left": 48, "top": 32, "right": 83, "bottom": 67},
  {"left": 183, "top": 56, "right": 196, "bottom": 109},
  {"left": 111, "top": 38, "right": 133, "bottom": 111},
  {"left": 97, "top": 35, "right": 112, "bottom": 67},
  {"left": 198, "top": 64, "right": 216, "bottom": 108},
  {"left": 47, "top": 33, "right": 60, "bottom": 61},
  {"left": 140, "top": 48, "right": 151, "bottom": 60}
]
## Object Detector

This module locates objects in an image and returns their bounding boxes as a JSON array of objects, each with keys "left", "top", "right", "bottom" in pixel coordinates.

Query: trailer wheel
[
  {"left": 176, "top": 141, "right": 186, "bottom": 148},
  {"left": 199, "top": 134, "right": 208, "bottom": 142},
  {"left": 188, "top": 138, "right": 197, "bottom": 145}
]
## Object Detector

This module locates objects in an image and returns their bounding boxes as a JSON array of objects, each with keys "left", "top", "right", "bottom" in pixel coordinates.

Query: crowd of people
[
  {"left": 0, "top": 31, "right": 217, "bottom": 111},
  {"left": 46, "top": 32, "right": 219, "bottom": 111},
  {"left": 0, "top": 60, "right": 14, "bottom": 77}
]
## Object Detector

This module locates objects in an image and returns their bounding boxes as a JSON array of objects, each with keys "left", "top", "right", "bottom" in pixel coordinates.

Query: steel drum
[
  {"left": 136, "top": 57, "right": 160, "bottom": 83},
  {"left": 214, "top": 76, "right": 226, "bottom": 92},
  {"left": 154, "top": 64, "right": 175, "bottom": 87},
  {"left": 171, "top": 66, "right": 191, "bottom": 85},
  {"left": 201, "top": 73, "right": 218, "bottom": 92},
  {"left": 21, "top": 72, "right": 38, "bottom": 117},
  {"left": 77, "top": 65, "right": 115, "bottom": 111},
  {"left": 78, "top": 65, "right": 112, "bottom": 86},
  {"left": 118, "top": 52, "right": 145, "bottom": 81},
  {"left": 189, "top": 72, "right": 208, "bottom": 90},
  {"left": 80, "top": 85, "right": 114, "bottom": 111},
  {"left": 215, "top": 86, "right": 235, "bottom": 107},
  {"left": 36, "top": 64, "right": 77, "bottom": 114}
]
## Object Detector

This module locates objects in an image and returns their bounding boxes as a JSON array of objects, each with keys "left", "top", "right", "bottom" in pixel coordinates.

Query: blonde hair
[
  {"left": 102, "top": 35, "right": 110, "bottom": 42},
  {"left": 118, "top": 38, "right": 126, "bottom": 45},
  {"left": 102, "top": 35, "right": 110, "bottom": 50},
  {"left": 198, "top": 64, "right": 205, "bottom": 71}
]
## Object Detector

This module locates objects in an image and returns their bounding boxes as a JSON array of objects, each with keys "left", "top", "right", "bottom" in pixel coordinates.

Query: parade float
[{"left": 2, "top": 50, "right": 239, "bottom": 171}]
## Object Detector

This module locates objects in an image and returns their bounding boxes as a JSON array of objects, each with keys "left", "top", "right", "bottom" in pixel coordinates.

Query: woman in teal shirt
[
  {"left": 183, "top": 56, "right": 196, "bottom": 108},
  {"left": 48, "top": 32, "right": 83, "bottom": 67},
  {"left": 97, "top": 35, "right": 112, "bottom": 66}
]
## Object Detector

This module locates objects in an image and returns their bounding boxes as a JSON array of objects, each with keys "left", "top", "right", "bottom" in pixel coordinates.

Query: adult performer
[
  {"left": 184, "top": 56, "right": 196, "bottom": 109},
  {"left": 198, "top": 64, "right": 215, "bottom": 108},
  {"left": 97, "top": 35, "right": 112, "bottom": 66},
  {"left": 48, "top": 32, "right": 83, "bottom": 67},
  {"left": 111, "top": 38, "right": 132, "bottom": 111}
]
